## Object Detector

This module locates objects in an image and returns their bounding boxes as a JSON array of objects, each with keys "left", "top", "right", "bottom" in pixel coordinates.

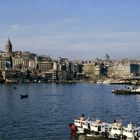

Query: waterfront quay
[{"left": 1, "top": 39, "right": 140, "bottom": 85}]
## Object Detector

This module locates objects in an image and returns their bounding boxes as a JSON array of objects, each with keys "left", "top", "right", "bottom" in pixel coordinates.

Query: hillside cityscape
[{"left": 0, "top": 38, "right": 140, "bottom": 84}]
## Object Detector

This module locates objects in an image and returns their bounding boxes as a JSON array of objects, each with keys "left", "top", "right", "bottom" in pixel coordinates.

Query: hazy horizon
[{"left": 0, "top": 0, "right": 140, "bottom": 60}]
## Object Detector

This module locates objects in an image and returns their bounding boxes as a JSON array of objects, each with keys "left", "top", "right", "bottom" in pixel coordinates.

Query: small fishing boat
[
  {"left": 73, "top": 114, "right": 87, "bottom": 134},
  {"left": 69, "top": 114, "right": 86, "bottom": 134},
  {"left": 20, "top": 94, "right": 28, "bottom": 99},
  {"left": 69, "top": 114, "right": 140, "bottom": 140},
  {"left": 122, "top": 122, "right": 140, "bottom": 140},
  {"left": 86, "top": 119, "right": 111, "bottom": 138},
  {"left": 108, "top": 120, "right": 123, "bottom": 139}
]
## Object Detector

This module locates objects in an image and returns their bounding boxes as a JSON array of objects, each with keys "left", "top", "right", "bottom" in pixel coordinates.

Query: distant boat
[
  {"left": 112, "top": 86, "right": 140, "bottom": 94},
  {"left": 13, "top": 87, "right": 17, "bottom": 89},
  {"left": 20, "top": 94, "right": 28, "bottom": 99}
]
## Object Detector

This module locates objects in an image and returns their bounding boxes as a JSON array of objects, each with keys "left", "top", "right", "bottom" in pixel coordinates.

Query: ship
[{"left": 112, "top": 86, "right": 140, "bottom": 94}]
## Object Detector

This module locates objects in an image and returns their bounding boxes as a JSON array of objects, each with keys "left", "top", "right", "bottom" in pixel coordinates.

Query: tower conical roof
[{"left": 5, "top": 38, "right": 12, "bottom": 53}]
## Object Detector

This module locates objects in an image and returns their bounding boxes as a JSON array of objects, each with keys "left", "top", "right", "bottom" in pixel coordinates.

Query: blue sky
[{"left": 0, "top": 0, "right": 140, "bottom": 59}]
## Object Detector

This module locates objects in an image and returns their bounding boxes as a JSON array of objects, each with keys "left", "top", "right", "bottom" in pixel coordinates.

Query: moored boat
[
  {"left": 69, "top": 114, "right": 87, "bottom": 134},
  {"left": 108, "top": 120, "right": 123, "bottom": 139},
  {"left": 87, "top": 119, "right": 111, "bottom": 138},
  {"left": 69, "top": 115, "right": 140, "bottom": 140},
  {"left": 122, "top": 122, "right": 140, "bottom": 140}
]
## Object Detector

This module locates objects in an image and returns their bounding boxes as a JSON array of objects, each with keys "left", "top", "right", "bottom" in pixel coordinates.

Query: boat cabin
[{"left": 90, "top": 119, "right": 111, "bottom": 135}]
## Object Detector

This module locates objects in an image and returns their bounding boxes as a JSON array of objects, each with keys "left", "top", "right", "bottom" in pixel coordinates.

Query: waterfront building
[
  {"left": 53, "top": 62, "right": 57, "bottom": 71},
  {"left": 29, "top": 60, "right": 36, "bottom": 69},
  {"left": 130, "top": 63, "right": 140, "bottom": 76},
  {"left": 76, "top": 63, "right": 84, "bottom": 80},
  {"left": 2, "top": 69, "right": 26, "bottom": 83},
  {"left": 40, "top": 70, "right": 57, "bottom": 81},
  {"left": 37, "top": 61, "right": 53, "bottom": 72},
  {"left": 65, "top": 62, "right": 72, "bottom": 80},
  {"left": 83, "top": 63, "right": 95, "bottom": 78},
  {"left": 12, "top": 57, "right": 24, "bottom": 70},
  {"left": 0, "top": 59, "right": 7, "bottom": 70},
  {"left": 107, "top": 60, "right": 131, "bottom": 78},
  {"left": 83, "top": 61, "right": 108, "bottom": 79},
  {"left": 100, "top": 62, "right": 108, "bottom": 76},
  {"left": 0, "top": 58, "right": 13, "bottom": 70},
  {"left": 94, "top": 64, "right": 101, "bottom": 77},
  {"left": 2, "top": 39, "right": 140, "bottom": 83}
]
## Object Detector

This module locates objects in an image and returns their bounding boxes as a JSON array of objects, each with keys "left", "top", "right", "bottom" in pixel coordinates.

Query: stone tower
[{"left": 5, "top": 38, "right": 12, "bottom": 54}]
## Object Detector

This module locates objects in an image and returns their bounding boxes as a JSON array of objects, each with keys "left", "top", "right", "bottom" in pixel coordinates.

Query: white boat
[
  {"left": 108, "top": 120, "right": 123, "bottom": 139},
  {"left": 74, "top": 120, "right": 84, "bottom": 134},
  {"left": 88, "top": 119, "right": 111, "bottom": 138},
  {"left": 70, "top": 115, "right": 140, "bottom": 140},
  {"left": 96, "top": 80, "right": 103, "bottom": 84},
  {"left": 74, "top": 115, "right": 87, "bottom": 134},
  {"left": 122, "top": 122, "right": 140, "bottom": 140}
]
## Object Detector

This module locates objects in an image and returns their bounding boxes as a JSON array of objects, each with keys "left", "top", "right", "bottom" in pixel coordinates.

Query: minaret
[{"left": 5, "top": 38, "right": 12, "bottom": 54}]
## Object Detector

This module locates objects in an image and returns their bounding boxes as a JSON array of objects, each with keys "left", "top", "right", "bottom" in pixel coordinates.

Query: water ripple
[{"left": 0, "top": 83, "right": 140, "bottom": 139}]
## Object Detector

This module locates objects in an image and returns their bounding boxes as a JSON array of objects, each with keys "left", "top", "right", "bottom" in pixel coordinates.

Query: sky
[{"left": 0, "top": 0, "right": 140, "bottom": 60}]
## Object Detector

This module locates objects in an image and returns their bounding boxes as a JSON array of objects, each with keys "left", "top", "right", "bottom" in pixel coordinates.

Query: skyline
[{"left": 0, "top": 0, "right": 140, "bottom": 59}]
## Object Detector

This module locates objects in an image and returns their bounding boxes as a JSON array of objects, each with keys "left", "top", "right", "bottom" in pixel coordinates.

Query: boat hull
[{"left": 112, "top": 89, "right": 140, "bottom": 95}]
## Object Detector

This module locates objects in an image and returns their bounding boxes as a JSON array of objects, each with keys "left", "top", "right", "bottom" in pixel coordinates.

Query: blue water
[{"left": 0, "top": 83, "right": 140, "bottom": 140}]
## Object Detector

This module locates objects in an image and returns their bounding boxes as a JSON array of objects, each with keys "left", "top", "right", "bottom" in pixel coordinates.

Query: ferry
[{"left": 112, "top": 86, "right": 140, "bottom": 95}]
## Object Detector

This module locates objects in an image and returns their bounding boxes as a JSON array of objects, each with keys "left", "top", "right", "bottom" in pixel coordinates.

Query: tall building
[
  {"left": 0, "top": 38, "right": 14, "bottom": 69},
  {"left": 105, "top": 54, "right": 110, "bottom": 61},
  {"left": 5, "top": 38, "right": 12, "bottom": 54}
]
